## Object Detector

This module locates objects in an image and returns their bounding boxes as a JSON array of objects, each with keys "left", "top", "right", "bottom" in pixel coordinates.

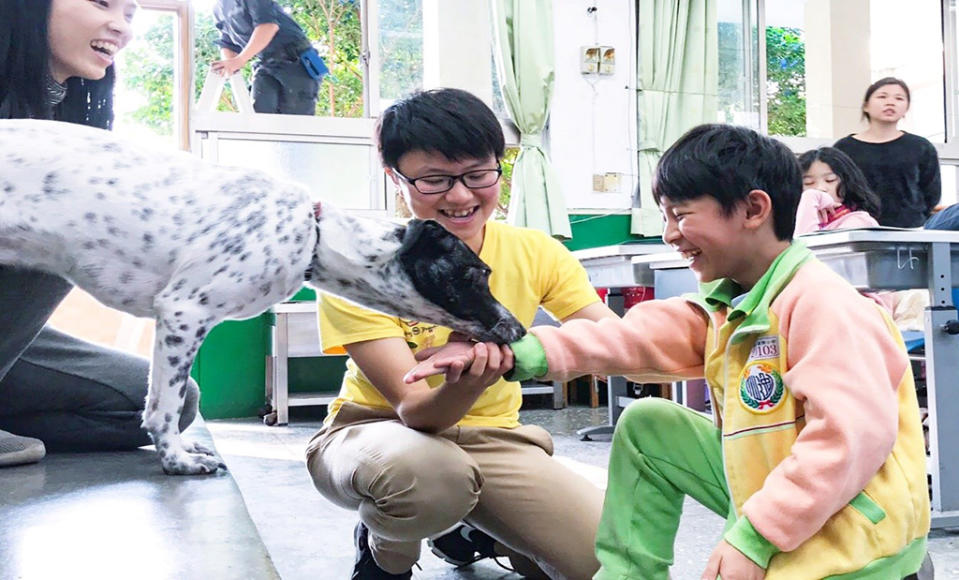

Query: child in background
[
  {"left": 409, "top": 124, "right": 930, "bottom": 580},
  {"left": 794, "top": 147, "right": 880, "bottom": 236}
]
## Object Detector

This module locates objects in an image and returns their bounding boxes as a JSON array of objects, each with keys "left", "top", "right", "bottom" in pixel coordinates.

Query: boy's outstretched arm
[{"left": 406, "top": 297, "right": 709, "bottom": 385}]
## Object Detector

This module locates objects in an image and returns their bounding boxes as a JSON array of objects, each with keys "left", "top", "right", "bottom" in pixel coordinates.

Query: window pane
[
  {"left": 764, "top": 1, "right": 806, "bottom": 136},
  {"left": 114, "top": 10, "right": 177, "bottom": 147},
  {"left": 718, "top": 0, "right": 761, "bottom": 128},
  {"left": 308, "top": 1, "right": 364, "bottom": 117},
  {"left": 213, "top": 139, "right": 378, "bottom": 209},
  {"left": 871, "top": 0, "right": 944, "bottom": 142},
  {"left": 191, "top": 1, "right": 364, "bottom": 118},
  {"left": 378, "top": 0, "right": 423, "bottom": 108},
  {"left": 770, "top": 0, "right": 944, "bottom": 141}
]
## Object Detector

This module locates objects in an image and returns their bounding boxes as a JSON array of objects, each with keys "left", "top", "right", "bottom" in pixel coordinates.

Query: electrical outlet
[
  {"left": 593, "top": 173, "right": 623, "bottom": 192},
  {"left": 599, "top": 46, "right": 615, "bottom": 75},
  {"left": 592, "top": 174, "right": 606, "bottom": 191},
  {"left": 581, "top": 46, "right": 600, "bottom": 74},
  {"left": 603, "top": 172, "right": 622, "bottom": 192}
]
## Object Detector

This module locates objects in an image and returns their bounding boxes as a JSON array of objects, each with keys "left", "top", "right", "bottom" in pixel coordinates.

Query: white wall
[
  {"left": 421, "top": 1, "right": 636, "bottom": 213},
  {"left": 422, "top": 0, "right": 493, "bottom": 103},
  {"left": 550, "top": 1, "right": 635, "bottom": 211}
]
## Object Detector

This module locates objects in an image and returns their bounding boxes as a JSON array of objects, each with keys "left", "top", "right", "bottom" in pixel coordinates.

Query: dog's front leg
[{"left": 144, "top": 310, "right": 224, "bottom": 475}]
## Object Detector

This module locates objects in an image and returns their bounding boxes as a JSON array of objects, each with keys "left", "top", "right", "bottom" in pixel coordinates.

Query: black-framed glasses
[{"left": 394, "top": 165, "right": 503, "bottom": 195}]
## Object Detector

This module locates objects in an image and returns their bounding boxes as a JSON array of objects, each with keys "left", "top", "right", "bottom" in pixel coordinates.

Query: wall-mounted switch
[
  {"left": 581, "top": 46, "right": 600, "bottom": 74},
  {"left": 592, "top": 174, "right": 606, "bottom": 191},
  {"left": 599, "top": 46, "right": 615, "bottom": 75}
]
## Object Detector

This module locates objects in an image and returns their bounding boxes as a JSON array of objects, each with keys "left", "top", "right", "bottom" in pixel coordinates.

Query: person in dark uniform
[{"left": 212, "top": 0, "right": 325, "bottom": 115}]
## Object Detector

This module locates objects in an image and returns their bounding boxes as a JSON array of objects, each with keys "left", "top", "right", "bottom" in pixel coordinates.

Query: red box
[{"left": 623, "top": 286, "right": 654, "bottom": 309}]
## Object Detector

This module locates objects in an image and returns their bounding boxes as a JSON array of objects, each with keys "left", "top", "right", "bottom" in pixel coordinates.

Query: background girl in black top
[{"left": 834, "top": 77, "right": 940, "bottom": 228}]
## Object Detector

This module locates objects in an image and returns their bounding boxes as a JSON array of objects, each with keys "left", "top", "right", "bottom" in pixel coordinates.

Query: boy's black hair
[
  {"left": 799, "top": 147, "right": 881, "bottom": 219},
  {"left": 376, "top": 88, "right": 505, "bottom": 169},
  {"left": 861, "top": 77, "right": 910, "bottom": 122},
  {"left": 0, "top": 0, "right": 115, "bottom": 129},
  {"left": 652, "top": 124, "right": 802, "bottom": 241}
]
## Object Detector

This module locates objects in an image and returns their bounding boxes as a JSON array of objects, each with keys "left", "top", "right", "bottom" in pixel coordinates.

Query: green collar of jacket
[{"left": 691, "top": 242, "right": 813, "bottom": 344}]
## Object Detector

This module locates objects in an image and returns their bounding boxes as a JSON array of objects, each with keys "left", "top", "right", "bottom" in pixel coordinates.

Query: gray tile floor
[{"left": 206, "top": 401, "right": 959, "bottom": 579}]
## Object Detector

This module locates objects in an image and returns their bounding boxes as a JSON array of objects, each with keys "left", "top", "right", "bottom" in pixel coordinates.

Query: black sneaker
[
  {"left": 427, "top": 523, "right": 498, "bottom": 567},
  {"left": 352, "top": 522, "right": 412, "bottom": 579}
]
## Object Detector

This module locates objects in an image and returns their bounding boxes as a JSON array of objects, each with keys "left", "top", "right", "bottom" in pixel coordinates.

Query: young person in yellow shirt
[{"left": 305, "top": 87, "right": 617, "bottom": 579}]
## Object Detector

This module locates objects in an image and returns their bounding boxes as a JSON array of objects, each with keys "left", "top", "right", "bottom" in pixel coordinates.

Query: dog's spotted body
[{"left": 0, "top": 119, "right": 525, "bottom": 474}]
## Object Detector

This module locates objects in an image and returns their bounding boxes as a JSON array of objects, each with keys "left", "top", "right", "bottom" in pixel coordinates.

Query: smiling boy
[{"left": 408, "top": 124, "right": 930, "bottom": 579}]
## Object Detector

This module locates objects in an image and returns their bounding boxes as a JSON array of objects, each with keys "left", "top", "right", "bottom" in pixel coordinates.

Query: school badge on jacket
[{"left": 739, "top": 362, "right": 785, "bottom": 413}]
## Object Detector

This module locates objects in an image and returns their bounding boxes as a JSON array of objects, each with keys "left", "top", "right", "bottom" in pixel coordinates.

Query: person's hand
[
  {"left": 404, "top": 341, "right": 512, "bottom": 386},
  {"left": 404, "top": 341, "right": 476, "bottom": 383},
  {"left": 801, "top": 188, "right": 841, "bottom": 224},
  {"left": 815, "top": 198, "right": 841, "bottom": 224},
  {"left": 701, "top": 540, "right": 765, "bottom": 580},
  {"left": 211, "top": 56, "right": 247, "bottom": 77},
  {"left": 441, "top": 342, "right": 513, "bottom": 391}
]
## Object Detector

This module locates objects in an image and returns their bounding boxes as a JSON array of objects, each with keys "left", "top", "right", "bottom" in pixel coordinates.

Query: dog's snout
[{"left": 483, "top": 317, "right": 526, "bottom": 344}]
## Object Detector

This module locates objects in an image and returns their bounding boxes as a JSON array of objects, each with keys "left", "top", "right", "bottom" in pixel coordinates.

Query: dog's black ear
[{"left": 399, "top": 218, "right": 429, "bottom": 253}]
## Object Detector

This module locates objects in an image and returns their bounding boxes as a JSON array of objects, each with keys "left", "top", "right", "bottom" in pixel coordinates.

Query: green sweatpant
[{"left": 595, "top": 397, "right": 732, "bottom": 580}]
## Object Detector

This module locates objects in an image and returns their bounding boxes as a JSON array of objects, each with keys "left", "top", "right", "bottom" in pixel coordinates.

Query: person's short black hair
[
  {"left": 799, "top": 146, "right": 881, "bottom": 220},
  {"left": 861, "top": 77, "right": 910, "bottom": 122},
  {"left": 652, "top": 124, "right": 802, "bottom": 241},
  {"left": 376, "top": 88, "right": 505, "bottom": 169}
]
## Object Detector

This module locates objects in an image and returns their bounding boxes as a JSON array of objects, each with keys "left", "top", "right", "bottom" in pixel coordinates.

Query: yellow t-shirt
[{"left": 318, "top": 220, "right": 599, "bottom": 428}]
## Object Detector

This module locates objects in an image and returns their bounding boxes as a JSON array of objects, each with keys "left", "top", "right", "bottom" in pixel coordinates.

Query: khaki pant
[{"left": 305, "top": 402, "right": 602, "bottom": 579}]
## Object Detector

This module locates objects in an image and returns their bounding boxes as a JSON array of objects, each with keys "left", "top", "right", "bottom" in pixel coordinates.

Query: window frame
[{"left": 138, "top": 0, "right": 193, "bottom": 150}]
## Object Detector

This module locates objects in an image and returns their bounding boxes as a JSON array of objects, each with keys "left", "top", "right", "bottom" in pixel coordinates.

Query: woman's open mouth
[
  {"left": 439, "top": 206, "right": 479, "bottom": 222},
  {"left": 91, "top": 40, "right": 119, "bottom": 63}
]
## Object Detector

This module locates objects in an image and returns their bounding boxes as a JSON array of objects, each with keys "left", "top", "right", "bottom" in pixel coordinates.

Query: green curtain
[
  {"left": 632, "top": 0, "right": 718, "bottom": 235},
  {"left": 490, "top": 0, "right": 571, "bottom": 239}
]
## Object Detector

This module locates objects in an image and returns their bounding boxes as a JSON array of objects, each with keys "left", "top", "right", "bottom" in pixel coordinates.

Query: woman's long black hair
[
  {"left": 799, "top": 147, "right": 881, "bottom": 219},
  {"left": 0, "top": 0, "right": 115, "bottom": 128}
]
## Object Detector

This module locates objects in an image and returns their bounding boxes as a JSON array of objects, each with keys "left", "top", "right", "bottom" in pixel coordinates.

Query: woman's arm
[
  {"left": 346, "top": 336, "right": 511, "bottom": 433},
  {"left": 919, "top": 142, "right": 942, "bottom": 215}
]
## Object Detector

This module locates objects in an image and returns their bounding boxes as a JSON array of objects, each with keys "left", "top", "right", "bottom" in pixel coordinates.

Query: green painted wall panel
[{"left": 191, "top": 316, "right": 270, "bottom": 419}]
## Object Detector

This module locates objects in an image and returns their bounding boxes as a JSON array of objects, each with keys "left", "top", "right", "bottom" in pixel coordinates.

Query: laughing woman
[{"left": 0, "top": 0, "right": 199, "bottom": 466}]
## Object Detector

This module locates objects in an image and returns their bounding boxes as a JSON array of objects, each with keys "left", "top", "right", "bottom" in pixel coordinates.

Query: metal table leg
[
  {"left": 578, "top": 292, "right": 627, "bottom": 441},
  {"left": 925, "top": 242, "right": 959, "bottom": 528}
]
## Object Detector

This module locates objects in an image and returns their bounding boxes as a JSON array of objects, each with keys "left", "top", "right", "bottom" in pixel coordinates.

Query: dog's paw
[
  {"left": 183, "top": 440, "right": 216, "bottom": 456},
  {"left": 160, "top": 451, "right": 227, "bottom": 475}
]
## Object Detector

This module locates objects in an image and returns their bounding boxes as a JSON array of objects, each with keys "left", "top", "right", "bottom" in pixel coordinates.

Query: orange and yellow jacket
[{"left": 511, "top": 243, "right": 929, "bottom": 579}]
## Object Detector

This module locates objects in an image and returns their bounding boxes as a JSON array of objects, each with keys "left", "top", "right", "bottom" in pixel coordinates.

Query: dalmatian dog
[{"left": 0, "top": 119, "right": 526, "bottom": 475}]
